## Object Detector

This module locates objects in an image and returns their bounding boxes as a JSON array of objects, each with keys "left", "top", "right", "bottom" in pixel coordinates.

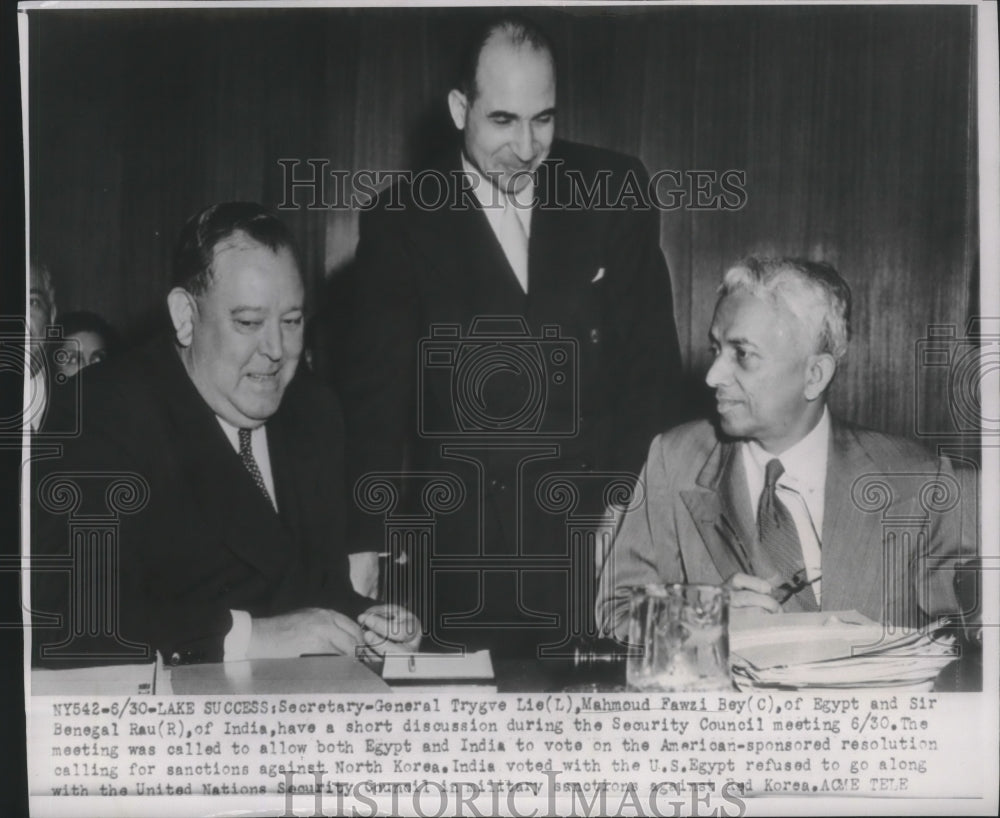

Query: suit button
[
  {"left": 589, "top": 328, "right": 601, "bottom": 344},
  {"left": 169, "top": 652, "right": 182, "bottom": 666}
]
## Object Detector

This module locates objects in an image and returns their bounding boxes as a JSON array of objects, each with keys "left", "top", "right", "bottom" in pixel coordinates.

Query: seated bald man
[
  {"left": 32, "top": 202, "right": 419, "bottom": 666},
  {"left": 597, "top": 257, "right": 975, "bottom": 639}
]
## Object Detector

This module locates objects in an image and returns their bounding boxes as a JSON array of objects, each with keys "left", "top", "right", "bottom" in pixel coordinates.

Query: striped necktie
[{"left": 758, "top": 458, "right": 817, "bottom": 610}]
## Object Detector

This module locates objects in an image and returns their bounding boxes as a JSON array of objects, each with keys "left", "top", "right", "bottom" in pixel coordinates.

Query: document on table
[
  {"left": 729, "top": 610, "right": 957, "bottom": 690},
  {"left": 382, "top": 650, "right": 496, "bottom": 692}
]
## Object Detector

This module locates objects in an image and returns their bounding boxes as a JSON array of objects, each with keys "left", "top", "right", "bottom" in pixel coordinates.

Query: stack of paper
[
  {"left": 382, "top": 650, "right": 496, "bottom": 693},
  {"left": 730, "top": 611, "right": 957, "bottom": 690}
]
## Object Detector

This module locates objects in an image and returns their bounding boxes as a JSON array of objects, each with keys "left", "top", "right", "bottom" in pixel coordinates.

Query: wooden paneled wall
[{"left": 28, "top": 5, "right": 977, "bottom": 442}]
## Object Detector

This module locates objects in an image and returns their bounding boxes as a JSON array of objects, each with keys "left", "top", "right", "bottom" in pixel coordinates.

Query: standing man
[
  {"left": 33, "top": 203, "right": 419, "bottom": 666},
  {"left": 596, "top": 257, "right": 974, "bottom": 639},
  {"left": 333, "top": 16, "right": 686, "bottom": 657}
]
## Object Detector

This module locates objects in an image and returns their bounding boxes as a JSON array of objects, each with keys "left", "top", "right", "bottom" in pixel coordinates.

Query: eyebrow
[
  {"left": 487, "top": 107, "right": 557, "bottom": 120},
  {"left": 230, "top": 305, "right": 303, "bottom": 315},
  {"left": 708, "top": 329, "right": 756, "bottom": 349}
]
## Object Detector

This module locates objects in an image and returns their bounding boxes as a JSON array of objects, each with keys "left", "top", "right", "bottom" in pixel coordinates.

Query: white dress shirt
[
  {"left": 742, "top": 407, "right": 831, "bottom": 602},
  {"left": 215, "top": 418, "right": 277, "bottom": 660},
  {"left": 26, "top": 367, "right": 47, "bottom": 432},
  {"left": 462, "top": 154, "right": 534, "bottom": 293}
]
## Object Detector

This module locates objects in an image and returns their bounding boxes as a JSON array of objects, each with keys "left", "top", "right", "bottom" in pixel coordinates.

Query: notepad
[{"left": 382, "top": 651, "right": 496, "bottom": 692}]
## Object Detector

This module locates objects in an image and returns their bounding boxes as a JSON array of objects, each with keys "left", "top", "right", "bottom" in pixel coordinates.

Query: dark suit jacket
[
  {"left": 31, "top": 336, "right": 369, "bottom": 666},
  {"left": 329, "top": 140, "right": 687, "bottom": 656},
  {"left": 596, "top": 418, "right": 977, "bottom": 639}
]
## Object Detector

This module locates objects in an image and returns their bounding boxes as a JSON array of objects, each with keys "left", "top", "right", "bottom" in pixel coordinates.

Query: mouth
[
  {"left": 715, "top": 397, "right": 743, "bottom": 412},
  {"left": 245, "top": 372, "right": 281, "bottom": 387}
]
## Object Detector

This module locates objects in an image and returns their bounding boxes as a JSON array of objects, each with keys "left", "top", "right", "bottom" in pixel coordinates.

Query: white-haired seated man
[{"left": 596, "top": 257, "right": 975, "bottom": 639}]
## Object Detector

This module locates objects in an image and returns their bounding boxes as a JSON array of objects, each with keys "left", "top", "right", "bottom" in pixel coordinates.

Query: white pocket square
[{"left": 591, "top": 267, "right": 606, "bottom": 283}]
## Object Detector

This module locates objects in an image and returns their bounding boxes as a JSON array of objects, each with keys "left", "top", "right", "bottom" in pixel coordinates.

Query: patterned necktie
[
  {"left": 238, "top": 427, "right": 275, "bottom": 511},
  {"left": 758, "top": 458, "right": 817, "bottom": 610}
]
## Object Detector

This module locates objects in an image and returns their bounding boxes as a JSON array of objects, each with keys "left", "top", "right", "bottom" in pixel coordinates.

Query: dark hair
[
  {"left": 456, "top": 14, "right": 556, "bottom": 104},
  {"left": 171, "top": 202, "right": 298, "bottom": 295},
  {"left": 58, "top": 311, "right": 120, "bottom": 352}
]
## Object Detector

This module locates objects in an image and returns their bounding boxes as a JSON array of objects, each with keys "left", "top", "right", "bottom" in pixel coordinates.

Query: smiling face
[
  {"left": 705, "top": 291, "right": 826, "bottom": 454},
  {"left": 449, "top": 36, "right": 556, "bottom": 195},
  {"left": 172, "top": 234, "right": 304, "bottom": 428}
]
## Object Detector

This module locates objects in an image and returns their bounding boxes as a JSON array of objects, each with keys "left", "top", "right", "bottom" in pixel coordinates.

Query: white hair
[{"left": 719, "top": 257, "right": 851, "bottom": 359}]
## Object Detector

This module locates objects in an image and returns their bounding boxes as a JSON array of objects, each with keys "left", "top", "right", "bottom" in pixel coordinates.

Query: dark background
[{"left": 26, "top": 5, "right": 977, "bottom": 440}]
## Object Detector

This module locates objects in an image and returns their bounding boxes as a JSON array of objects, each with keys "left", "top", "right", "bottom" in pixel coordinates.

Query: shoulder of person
[
  {"left": 360, "top": 149, "right": 465, "bottom": 220},
  {"left": 649, "top": 419, "right": 719, "bottom": 466},
  {"left": 834, "top": 416, "right": 945, "bottom": 472},
  {"left": 279, "top": 367, "right": 345, "bottom": 425},
  {"left": 548, "top": 139, "right": 648, "bottom": 178}
]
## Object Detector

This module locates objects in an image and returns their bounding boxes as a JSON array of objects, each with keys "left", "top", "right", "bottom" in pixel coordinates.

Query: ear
[
  {"left": 167, "top": 287, "right": 197, "bottom": 348},
  {"left": 803, "top": 353, "right": 837, "bottom": 401},
  {"left": 447, "top": 89, "right": 468, "bottom": 131}
]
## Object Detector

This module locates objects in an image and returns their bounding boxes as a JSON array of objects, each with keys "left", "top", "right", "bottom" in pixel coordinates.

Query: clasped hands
[{"left": 247, "top": 605, "right": 421, "bottom": 660}]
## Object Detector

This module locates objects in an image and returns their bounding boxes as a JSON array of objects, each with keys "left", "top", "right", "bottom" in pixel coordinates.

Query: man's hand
[
  {"left": 247, "top": 608, "right": 364, "bottom": 659},
  {"left": 358, "top": 604, "right": 421, "bottom": 655},
  {"left": 349, "top": 551, "right": 380, "bottom": 599},
  {"left": 725, "top": 573, "right": 781, "bottom": 613}
]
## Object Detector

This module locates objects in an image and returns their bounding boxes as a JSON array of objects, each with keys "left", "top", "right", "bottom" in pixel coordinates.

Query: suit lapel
[
  {"left": 680, "top": 440, "right": 755, "bottom": 579},
  {"left": 527, "top": 152, "right": 597, "bottom": 322},
  {"left": 820, "top": 418, "right": 882, "bottom": 612},
  {"left": 413, "top": 155, "right": 528, "bottom": 312},
  {"left": 266, "top": 411, "right": 304, "bottom": 551},
  {"left": 159, "top": 344, "right": 290, "bottom": 581}
]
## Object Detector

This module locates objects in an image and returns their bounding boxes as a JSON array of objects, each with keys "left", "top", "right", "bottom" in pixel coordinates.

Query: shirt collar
[
  {"left": 745, "top": 406, "right": 831, "bottom": 491},
  {"left": 460, "top": 154, "right": 535, "bottom": 215},
  {"left": 215, "top": 415, "right": 264, "bottom": 450}
]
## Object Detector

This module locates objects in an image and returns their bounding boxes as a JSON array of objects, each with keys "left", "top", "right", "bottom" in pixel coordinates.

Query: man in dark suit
[
  {"left": 332, "top": 17, "right": 686, "bottom": 657},
  {"left": 596, "top": 258, "right": 975, "bottom": 638},
  {"left": 32, "top": 202, "right": 419, "bottom": 666}
]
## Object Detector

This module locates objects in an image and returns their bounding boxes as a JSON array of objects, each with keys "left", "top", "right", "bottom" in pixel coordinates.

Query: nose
[
  {"left": 511, "top": 121, "right": 535, "bottom": 162},
  {"left": 258, "top": 320, "right": 283, "bottom": 361},
  {"left": 705, "top": 353, "right": 728, "bottom": 389}
]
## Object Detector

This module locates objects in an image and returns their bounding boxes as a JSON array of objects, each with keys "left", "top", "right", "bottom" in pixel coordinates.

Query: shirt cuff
[{"left": 224, "top": 610, "right": 252, "bottom": 661}]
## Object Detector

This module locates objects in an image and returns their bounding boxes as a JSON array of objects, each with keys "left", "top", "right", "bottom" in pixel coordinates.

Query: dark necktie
[
  {"left": 238, "top": 427, "right": 275, "bottom": 511},
  {"left": 758, "top": 458, "right": 817, "bottom": 610}
]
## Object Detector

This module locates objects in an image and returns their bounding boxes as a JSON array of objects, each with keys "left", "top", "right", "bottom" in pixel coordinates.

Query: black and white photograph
[{"left": 8, "top": 1, "right": 999, "bottom": 815}]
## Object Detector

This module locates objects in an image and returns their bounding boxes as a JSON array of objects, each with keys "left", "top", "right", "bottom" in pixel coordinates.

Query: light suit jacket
[{"left": 597, "top": 418, "right": 976, "bottom": 639}]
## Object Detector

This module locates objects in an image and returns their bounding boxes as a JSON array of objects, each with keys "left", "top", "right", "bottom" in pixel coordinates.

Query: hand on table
[
  {"left": 725, "top": 572, "right": 781, "bottom": 613},
  {"left": 247, "top": 607, "right": 364, "bottom": 659},
  {"left": 357, "top": 604, "right": 422, "bottom": 655}
]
